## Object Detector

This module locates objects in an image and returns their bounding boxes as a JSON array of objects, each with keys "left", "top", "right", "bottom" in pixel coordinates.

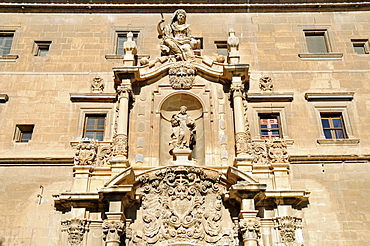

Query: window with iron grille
[{"left": 259, "top": 113, "right": 281, "bottom": 139}]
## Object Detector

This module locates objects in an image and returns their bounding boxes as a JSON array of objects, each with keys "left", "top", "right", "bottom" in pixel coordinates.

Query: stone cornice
[
  {"left": 0, "top": 157, "right": 73, "bottom": 165},
  {"left": 1, "top": 1, "right": 370, "bottom": 13}
]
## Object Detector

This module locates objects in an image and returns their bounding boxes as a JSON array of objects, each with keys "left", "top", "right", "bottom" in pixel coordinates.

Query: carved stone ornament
[
  {"left": 117, "top": 84, "right": 133, "bottom": 100},
  {"left": 91, "top": 76, "right": 104, "bottom": 93},
  {"left": 74, "top": 138, "right": 98, "bottom": 166},
  {"left": 259, "top": 76, "right": 273, "bottom": 91},
  {"left": 130, "top": 166, "right": 237, "bottom": 245},
  {"left": 239, "top": 218, "right": 260, "bottom": 243},
  {"left": 61, "top": 218, "right": 89, "bottom": 246},
  {"left": 273, "top": 216, "right": 302, "bottom": 246},
  {"left": 169, "top": 61, "right": 196, "bottom": 89},
  {"left": 112, "top": 133, "right": 128, "bottom": 157},
  {"left": 102, "top": 220, "right": 125, "bottom": 243},
  {"left": 267, "top": 138, "right": 288, "bottom": 163},
  {"left": 235, "top": 132, "right": 251, "bottom": 155},
  {"left": 97, "top": 144, "right": 113, "bottom": 166},
  {"left": 252, "top": 138, "right": 289, "bottom": 165}
]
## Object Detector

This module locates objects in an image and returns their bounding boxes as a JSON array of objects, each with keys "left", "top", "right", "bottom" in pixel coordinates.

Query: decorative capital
[
  {"left": 239, "top": 217, "right": 260, "bottom": 242},
  {"left": 102, "top": 220, "right": 125, "bottom": 243},
  {"left": 259, "top": 76, "right": 273, "bottom": 91},
  {"left": 91, "top": 76, "right": 105, "bottom": 93},
  {"left": 74, "top": 138, "right": 98, "bottom": 166},
  {"left": 169, "top": 61, "right": 196, "bottom": 89},
  {"left": 230, "top": 83, "right": 245, "bottom": 98},
  {"left": 61, "top": 218, "right": 89, "bottom": 246},
  {"left": 117, "top": 84, "right": 133, "bottom": 100}
]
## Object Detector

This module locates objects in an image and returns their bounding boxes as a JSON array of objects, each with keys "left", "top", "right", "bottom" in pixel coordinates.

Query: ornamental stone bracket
[{"left": 61, "top": 218, "right": 90, "bottom": 246}]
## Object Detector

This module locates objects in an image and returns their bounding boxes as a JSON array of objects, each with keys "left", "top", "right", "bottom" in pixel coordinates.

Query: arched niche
[{"left": 159, "top": 92, "right": 205, "bottom": 165}]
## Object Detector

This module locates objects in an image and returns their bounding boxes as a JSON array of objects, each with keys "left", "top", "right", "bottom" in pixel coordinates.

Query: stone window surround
[
  {"left": 105, "top": 26, "right": 142, "bottom": 59},
  {"left": 249, "top": 103, "right": 293, "bottom": 145},
  {"left": 298, "top": 25, "right": 343, "bottom": 61},
  {"left": 75, "top": 105, "right": 114, "bottom": 142},
  {"left": 14, "top": 124, "right": 34, "bottom": 143},
  {"left": 351, "top": 38, "right": 370, "bottom": 54},
  {"left": 312, "top": 103, "right": 359, "bottom": 145},
  {"left": 0, "top": 26, "right": 20, "bottom": 62},
  {"left": 33, "top": 40, "right": 52, "bottom": 56}
]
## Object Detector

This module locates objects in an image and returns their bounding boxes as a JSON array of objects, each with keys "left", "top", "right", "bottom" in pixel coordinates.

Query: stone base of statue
[{"left": 171, "top": 148, "right": 196, "bottom": 165}]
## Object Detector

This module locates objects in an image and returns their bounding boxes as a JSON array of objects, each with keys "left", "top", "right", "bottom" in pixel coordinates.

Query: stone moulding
[
  {"left": 69, "top": 93, "right": 116, "bottom": 103},
  {"left": 304, "top": 92, "right": 354, "bottom": 101},
  {"left": 247, "top": 92, "right": 294, "bottom": 102},
  {"left": 2, "top": 2, "right": 370, "bottom": 13}
]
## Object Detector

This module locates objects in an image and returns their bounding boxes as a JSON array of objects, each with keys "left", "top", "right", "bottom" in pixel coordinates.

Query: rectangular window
[
  {"left": 259, "top": 113, "right": 281, "bottom": 139},
  {"left": 352, "top": 39, "right": 369, "bottom": 54},
  {"left": 34, "top": 41, "right": 52, "bottom": 56},
  {"left": 116, "top": 31, "right": 138, "bottom": 55},
  {"left": 214, "top": 41, "right": 228, "bottom": 56},
  {"left": 304, "top": 30, "right": 328, "bottom": 53},
  {"left": 0, "top": 32, "right": 14, "bottom": 56},
  {"left": 14, "top": 124, "right": 34, "bottom": 143},
  {"left": 83, "top": 114, "right": 106, "bottom": 141},
  {"left": 320, "top": 113, "right": 347, "bottom": 139}
]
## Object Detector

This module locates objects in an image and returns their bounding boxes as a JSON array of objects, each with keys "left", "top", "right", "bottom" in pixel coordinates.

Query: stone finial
[
  {"left": 227, "top": 28, "right": 240, "bottom": 64},
  {"left": 91, "top": 76, "right": 104, "bottom": 93},
  {"left": 124, "top": 32, "right": 137, "bottom": 56}
]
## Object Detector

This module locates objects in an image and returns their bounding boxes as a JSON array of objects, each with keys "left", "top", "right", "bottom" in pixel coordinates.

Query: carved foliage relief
[
  {"left": 130, "top": 166, "right": 237, "bottom": 245},
  {"left": 169, "top": 61, "right": 196, "bottom": 89},
  {"left": 273, "top": 216, "right": 302, "bottom": 246}
]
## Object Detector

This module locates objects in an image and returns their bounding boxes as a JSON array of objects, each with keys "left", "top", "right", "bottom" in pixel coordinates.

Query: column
[
  {"left": 111, "top": 81, "right": 132, "bottom": 169},
  {"left": 230, "top": 77, "right": 253, "bottom": 173},
  {"left": 103, "top": 201, "right": 125, "bottom": 246},
  {"left": 239, "top": 198, "right": 260, "bottom": 246}
]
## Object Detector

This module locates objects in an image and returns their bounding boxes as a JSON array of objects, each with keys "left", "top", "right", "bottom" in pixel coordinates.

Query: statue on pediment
[{"left": 158, "top": 9, "right": 200, "bottom": 61}]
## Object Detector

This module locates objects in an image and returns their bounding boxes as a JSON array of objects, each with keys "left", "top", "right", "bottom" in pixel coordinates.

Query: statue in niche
[
  {"left": 170, "top": 106, "right": 196, "bottom": 150},
  {"left": 157, "top": 9, "right": 200, "bottom": 61}
]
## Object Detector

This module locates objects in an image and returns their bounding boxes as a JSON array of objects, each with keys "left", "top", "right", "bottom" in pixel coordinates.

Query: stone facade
[{"left": 1, "top": 2, "right": 370, "bottom": 246}]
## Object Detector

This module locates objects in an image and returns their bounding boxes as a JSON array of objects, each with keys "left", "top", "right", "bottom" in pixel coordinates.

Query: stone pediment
[
  {"left": 113, "top": 62, "right": 249, "bottom": 88},
  {"left": 103, "top": 165, "right": 259, "bottom": 188}
]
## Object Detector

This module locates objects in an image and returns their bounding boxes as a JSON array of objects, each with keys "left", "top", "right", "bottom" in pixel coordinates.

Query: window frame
[
  {"left": 76, "top": 106, "right": 113, "bottom": 142},
  {"left": 83, "top": 114, "right": 106, "bottom": 141},
  {"left": 313, "top": 103, "right": 359, "bottom": 145},
  {"left": 0, "top": 27, "right": 20, "bottom": 61},
  {"left": 351, "top": 39, "right": 369, "bottom": 54},
  {"left": 259, "top": 113, "right": 282, "bottom": 140},
  {"left": 33, "top": 41, "right": 52, "bottom": 56},
  {"left": 304, "top": 30, "right": 330, "bottom": 54},
  {"left": 14, "top": 124, "right": 35, "bottom": 143},
  {"left": 250, "top": 104, "right": 292, "bottom": 143},
  {"left": 214, "top": 41, "right": 228, "bottom": 56},
  {"left": 320, "top": 113, "right": 347, "bottom": 139}
]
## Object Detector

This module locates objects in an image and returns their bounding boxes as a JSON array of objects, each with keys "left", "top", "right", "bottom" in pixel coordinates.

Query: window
[
  {"left": 320, "top": 113, "right": 347, "bottom": 139},
  {"left": 304, "top": 30, "right": 328, "bottom": 53},
  {"left": 214, "top": 41, "right": 228, "bottom": 56},
  {"left": 259, "top": 113, "right": 281, "bottom": 139},
  {"left": 116, "top": 31, "right": 138, "bottom": 55},
  {"left": 34, "top": 41, "right": 51, "bottom": 56},
  {"left": 352, "top": 39, "right": 369, "bottom": 54},
  {"left": 14, "top": 124, "right": 34, "bottom": 142},
  {"left": 0, "top": 32, "right": 14, "bottom": 56},
  {"left": 83, "top": 114, "right": 106, "bottom": 141}
]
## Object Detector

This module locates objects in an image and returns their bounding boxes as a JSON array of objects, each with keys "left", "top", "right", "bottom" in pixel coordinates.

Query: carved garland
[
  {"left": 169, "top": 61, "right": 196, "bottom": 89},
  {"left": 130, "top": 166, "right": 237, "bottom": 245}
]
